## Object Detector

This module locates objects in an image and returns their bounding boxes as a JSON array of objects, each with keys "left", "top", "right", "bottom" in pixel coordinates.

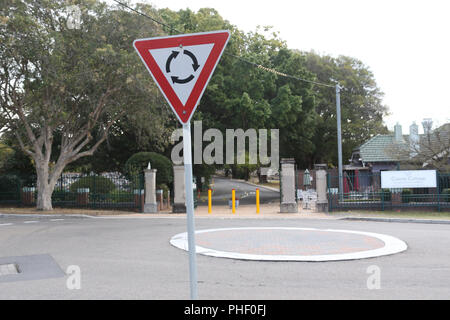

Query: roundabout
[{"left": 170, "top": 227, "right": 408, "bottom": 262}]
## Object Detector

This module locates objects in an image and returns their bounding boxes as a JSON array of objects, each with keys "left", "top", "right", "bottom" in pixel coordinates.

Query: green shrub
[
  {"left": 109, "top": 192, "right": 134, "bottom": 203},
  {"left": 124, "top": 152, "right": 173, "bottom": 188},
  {"left": 0, "top": 175, "right": 21, "bottom": 193},
  {"left": 69, "top": 176, "right": 116, "bottom": 194},
  {"left": 0, "top": 175, "right": 22, "bottom": 201},
  {"left": 52, "top": 188, "right": 76, "bottom": 202}
]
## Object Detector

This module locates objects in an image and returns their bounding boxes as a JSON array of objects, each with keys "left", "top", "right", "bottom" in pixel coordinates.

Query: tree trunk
[
  {"left": 36, "top": 184, "right": 53, "bottom": 211},
  {"left": 35, "top": 164, "right": 54, "bottom": 211}
]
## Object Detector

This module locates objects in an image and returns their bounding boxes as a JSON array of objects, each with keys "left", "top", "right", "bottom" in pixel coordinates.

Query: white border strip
[{"left": 170, "top": 227, "right": 408, "bottom": 262}]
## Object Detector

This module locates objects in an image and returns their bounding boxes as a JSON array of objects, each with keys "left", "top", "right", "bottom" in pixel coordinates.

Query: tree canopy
[
  {"left": 0, "top": 0, "right": 390, "bottom": 210},
  {"left": 157, "top": 7, "right": 388, "bottom": 170},
  {"left": 0, "top": 0, "right": 170, "bottom": 209}
]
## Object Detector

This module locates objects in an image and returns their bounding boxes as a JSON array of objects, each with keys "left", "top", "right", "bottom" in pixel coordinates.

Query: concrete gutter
[
  {"left": 0, "top": 213, "right": 96, "bottom": 219},
  {"left": 340, "top": 216, "right": 450, "bottom": 225},
  {"left": 3, "top": 211, "right": 450, "bottom": 225}
]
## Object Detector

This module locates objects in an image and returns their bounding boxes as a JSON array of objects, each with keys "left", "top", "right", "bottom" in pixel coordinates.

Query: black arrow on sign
[
  {"left": 183, "top": 49, "right": 200, "bottom": 71},
  {"left": 165, "top": 51, "right": 179, "bottom": 73},
  {"left": 171, "top": 75, "right": 195, "bottom": 84}
]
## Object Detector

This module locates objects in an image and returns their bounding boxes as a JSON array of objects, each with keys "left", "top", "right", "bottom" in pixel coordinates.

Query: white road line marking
[
  {"left": 170, "top": 227, "right": 408, "bottom": 262},
  {"left": 23, "top": 221, "right": 39, "bottom": 224},
  {"left": 0, "top": 223, "right": 13, "bottom": 226},
  {"left": 50, "top": 219, "right": 64, "bottom": 222}
]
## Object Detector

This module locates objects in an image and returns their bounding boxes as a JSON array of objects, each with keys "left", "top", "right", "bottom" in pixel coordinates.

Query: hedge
[
  {"left": 69, "top": 176, "right": 116, "bottom": 194},
  {"left": 124, "top": 152, "right": 173, "bottom": 187},
  {"left": 0, "top": 175, "right": 21, "bottom": 193}
]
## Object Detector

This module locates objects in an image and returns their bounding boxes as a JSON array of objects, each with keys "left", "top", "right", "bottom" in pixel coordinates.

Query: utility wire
[
  {"left": 111, "top": 0, "right": 335, "bottom": 89},
  {"left": 111, "top": 0, "right": 176, "bottom": 32}
]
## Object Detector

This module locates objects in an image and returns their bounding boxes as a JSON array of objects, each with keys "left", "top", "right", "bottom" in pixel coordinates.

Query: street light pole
[{"left": 336, "top": 84, "right": 344, "bottom": 201}]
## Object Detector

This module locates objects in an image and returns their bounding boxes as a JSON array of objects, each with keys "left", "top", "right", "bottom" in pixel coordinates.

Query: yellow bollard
[
  {"left": 232, "top": 189, "right": 236, "bottom": 214},
  {"left": 208, "top": 189, "right": 212, "bottom": 214},
  {"left": 256, "top": 188, "right": 260, "bottom": 214}
]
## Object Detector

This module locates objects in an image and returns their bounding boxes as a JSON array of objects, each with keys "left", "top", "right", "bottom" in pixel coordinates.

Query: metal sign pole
[{"left": 182, "top": 121, "right": 198, "bottom": 300}]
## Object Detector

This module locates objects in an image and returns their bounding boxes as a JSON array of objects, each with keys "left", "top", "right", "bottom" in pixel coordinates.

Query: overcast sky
[{"left": 123, "top": 0, "right": 450, "bottom": 134}]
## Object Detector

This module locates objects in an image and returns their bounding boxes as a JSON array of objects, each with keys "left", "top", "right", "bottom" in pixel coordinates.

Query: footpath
[
  {"left": 0, "top": 204, "right": 327, "bottom": 219},
  {"left": 1, "top": 204, "right": 450, "bottom": 224}
]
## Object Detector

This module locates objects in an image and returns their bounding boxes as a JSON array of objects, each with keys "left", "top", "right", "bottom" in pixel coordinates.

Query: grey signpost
[{"left": 182, "top": 121, "right": 198, "bottom": 299}]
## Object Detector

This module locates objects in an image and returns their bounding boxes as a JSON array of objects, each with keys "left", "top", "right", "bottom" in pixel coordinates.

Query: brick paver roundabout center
[{"left": 170, "top": 227, "right": 408, "bottom": 262}]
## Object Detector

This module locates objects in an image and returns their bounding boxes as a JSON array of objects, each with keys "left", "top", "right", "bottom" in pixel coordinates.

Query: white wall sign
[{"left": 381, "top": 170, "right": 437, "bottom": 189}]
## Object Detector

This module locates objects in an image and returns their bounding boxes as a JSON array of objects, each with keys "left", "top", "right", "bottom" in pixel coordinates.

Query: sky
[{"left": 121, "top": 0, "right": 450, "bottom": 134}]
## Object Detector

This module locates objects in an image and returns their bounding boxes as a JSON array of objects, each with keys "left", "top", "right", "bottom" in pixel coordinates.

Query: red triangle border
[{"left": 133, "top": 30, "right": 230, "bottom": 124}]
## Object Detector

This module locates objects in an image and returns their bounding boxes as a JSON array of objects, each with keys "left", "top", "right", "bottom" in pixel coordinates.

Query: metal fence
[
  {"left": 0, "top": 172, "right": 145, "bottom": 211},
  {"left": 327, "top": 171, "right": 450, "bottom": 212},
  {"left": 0, "top": 175, "right": 22, "bottom": 205}
]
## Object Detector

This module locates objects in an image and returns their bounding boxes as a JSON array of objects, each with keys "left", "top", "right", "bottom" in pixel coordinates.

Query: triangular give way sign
[{"left": 133, "top": 30, "right": 230, "bottom": 124}]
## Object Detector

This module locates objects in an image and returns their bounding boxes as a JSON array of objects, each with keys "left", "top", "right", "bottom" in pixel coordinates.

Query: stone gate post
[
  {"left": 316, "top": 169, "right": 328, "bottom": 212},
  {"left": 172, "top": 165, "right": 186, "bottom": 213},
  {"left": 280, "top": 158, "right": 298, "bottom": 213},
  {"left": 144, "top": 167, "right": 158, "bottom": 213}
]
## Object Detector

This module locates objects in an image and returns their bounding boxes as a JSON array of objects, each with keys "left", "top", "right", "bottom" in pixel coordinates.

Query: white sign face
[
  {"left": 149, "top": 44, "right": 214, "bottom": 105},
  {"left": 381, "top": 170, "right": 437, "bottom": 189},
  {"left": 133, "top": 30, "right": 230, "bottom": 125}
]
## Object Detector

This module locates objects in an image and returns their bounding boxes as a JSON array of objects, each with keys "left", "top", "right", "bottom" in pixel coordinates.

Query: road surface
[
  {"left": 1, "top": 213, "right": 450, "bottom": 299},
  {"left": 200, "top": 177, "right": 279, "bottom": 206}
]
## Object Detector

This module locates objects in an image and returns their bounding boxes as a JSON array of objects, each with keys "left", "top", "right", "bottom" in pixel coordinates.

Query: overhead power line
[{"left": 111, "top": 0, "right": 335, "bottom": 89}]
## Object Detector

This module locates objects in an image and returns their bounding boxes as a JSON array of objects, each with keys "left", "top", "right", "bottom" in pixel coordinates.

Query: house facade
[{"left": 343, "top": 119, "right": 449, "bottom": 193}]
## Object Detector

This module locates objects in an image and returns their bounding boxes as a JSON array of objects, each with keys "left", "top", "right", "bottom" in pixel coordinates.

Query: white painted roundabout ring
[{"left": 170, "top": 227, "right": 408, "bottom": 262}]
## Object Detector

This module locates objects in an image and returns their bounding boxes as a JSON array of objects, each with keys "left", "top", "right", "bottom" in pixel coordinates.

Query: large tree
[
  {"left": 304, "top": 52, "right": 389, "bottom": 168},
  {"left": 0, "top": 0, "right": 166, "bottom": 210},
  {"left": 158, "top": 7, "right": 319, "bottom": 172}
]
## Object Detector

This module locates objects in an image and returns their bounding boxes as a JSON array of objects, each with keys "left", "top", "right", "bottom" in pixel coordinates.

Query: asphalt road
[
  {"left": 1, "top": 214, "right": 450, "bottom": 299},
  {"left": 204, "top": 177, "right": 279, "bottom": 206}
]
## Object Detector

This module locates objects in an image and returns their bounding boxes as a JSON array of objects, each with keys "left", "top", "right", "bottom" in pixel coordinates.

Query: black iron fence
[
  {"left": 0, "top": 172, "right": 144, "bottom": 211},
  {"left": 0, "top": 175, "right": 22, "bottom": 205},
  {"left": 327, "top": 171, "right": 450, "bottom": 212}
]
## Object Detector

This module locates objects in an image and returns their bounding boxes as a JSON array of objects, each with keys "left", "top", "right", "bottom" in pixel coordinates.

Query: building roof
[
  {"left": 355, "top": 122, "right": 449, "bottom": 164},
  {"left": 355, "top": 134, "right": 408, "bottom": 163}
]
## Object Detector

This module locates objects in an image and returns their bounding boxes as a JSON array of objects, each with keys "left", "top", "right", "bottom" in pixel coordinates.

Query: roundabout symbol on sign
[{"left": 165, "top": 49, "right": 200, "bottom": 84}]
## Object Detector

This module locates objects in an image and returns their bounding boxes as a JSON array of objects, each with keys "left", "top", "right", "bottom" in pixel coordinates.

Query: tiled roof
[
  {"left": 355, "top": 123, "right": 449, "bottom": 163},
  {"left": 356, "top": 134, "right": 408, "bottom": 162}
]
